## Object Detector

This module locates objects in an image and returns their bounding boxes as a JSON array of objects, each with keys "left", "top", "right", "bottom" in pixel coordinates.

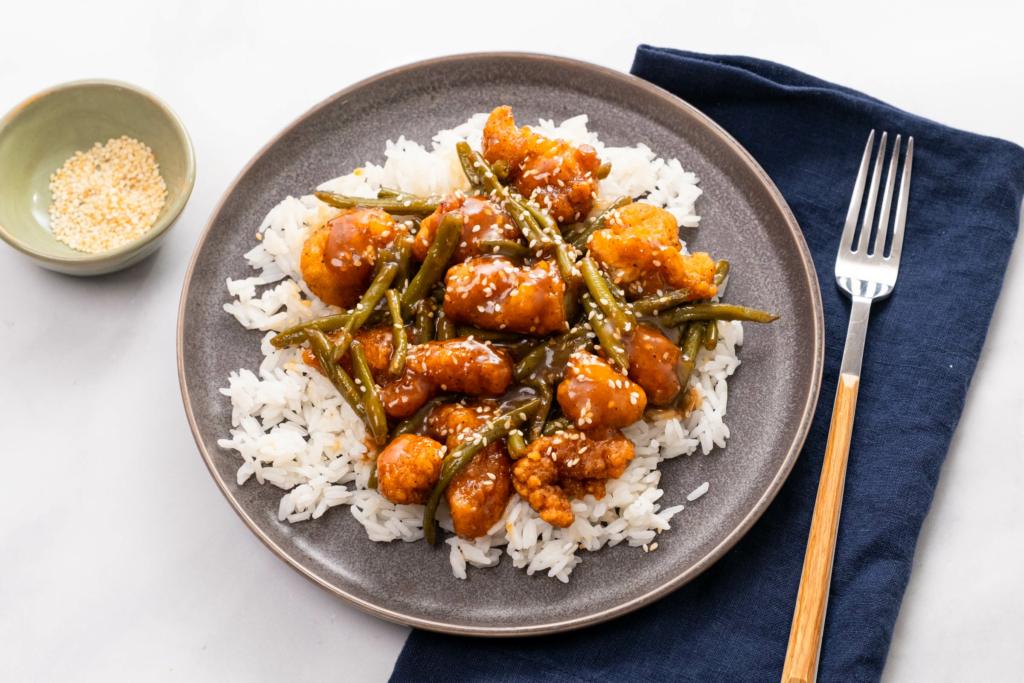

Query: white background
[{"left": 2, "top": 1, "right": 1022, "bottom": 680}]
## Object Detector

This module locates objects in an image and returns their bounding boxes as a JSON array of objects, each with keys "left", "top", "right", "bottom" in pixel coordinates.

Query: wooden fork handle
[{"left": 781, "top": 373, "right": 860, "bottom": 683}]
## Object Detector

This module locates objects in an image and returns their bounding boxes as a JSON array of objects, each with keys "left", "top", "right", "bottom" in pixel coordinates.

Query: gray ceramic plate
[{"left": 178, "top": 53, "right": 823, "bottom": 636}]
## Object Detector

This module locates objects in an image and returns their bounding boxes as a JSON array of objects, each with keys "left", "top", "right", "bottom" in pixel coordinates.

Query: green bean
[
  {"left": 401, "top": 214, "right": 462, "bottom": 310},
  {"left": 506, "top": 195, "right": 551, "bottom": 247},
  {"left": 659, "top": 303, "right": 780, "bottom": 327},
  {"left": 414, "top": 299, "right": 435, "bottom": 344},
  {"left": 377, "top": 187, "right": 402, "bottom": 198},
  {"left": 456, "top": 141, "right": 484, "bottom": 189},
  {"left": 703, "top": 320, "right": 719, "bottom": 351},
  {"left": 373, "top": 234, "right": 414, "bottom": 290},
  {"left": 568, "top": 196, "right": 631, "bottom": 250},
  {"left": 389, "top": 394, "right": 455, "bottom": 441},
  {"left": 329, "top": 261, "right": 399, "bottom": 360},
  {"left": 350, "top": 340, "right": 388, "bottom": 446},
  {"left": 434, "top": 306, "right": 456, "bottom": 341},
  {"left": 599, "top": 268, "right": 636, "bottom": 327},
  {"left": 596, "top": 162, "right": 612, "bottom": 180},
  {"left": 631, "top": 289, "right": 693, "bottom": 317},
  {"left": 506, "top": 430, "right": 528, "bottom": 459},
  {"left": 314, "top": 191, "right": 440, "bottom": 216},
  {"left": 491, "top": 159, "right": 510, "bottom": 181},
  {"left": 581, "top": 296, "right": 629, "bottom": 372},
  {"left": 469, "top": 149, "right": 505, "bottom": 196},
  {"left": 522, "top": 201, "right": 580, "bottom": 283},
  {"left": 513, "top": 325, "right": 591, "bottom": 381},
  {"left": 385, "top": 290, "right": 408, "bottom": 378},
  {"left": 581, "top": 257, "right": 632, "bottom": 338},
  {"left": 714, "top": 259, "right": 730, "bottom": 286},
  {"left": 522, "top": 381, "right": 553, "bottom": 441},
  {"left": 542, "top": 417, "right": 572, "bottom": 437},
  {"left": 368, "top": 461, "right": 379, "bottom": 489},
  {"left": 423, "top": 398, "right": 542, "bottom": 545},
  {"left": 480, "top": 239, "right": 531, "bottom": 260},
  {"left": 454, "top": 325, "right": 520, "bottom": 342},
  {"left": 491, "top": 337, "right": 545, "bottom": 361},
  {"left": 679, "top": 322, "right": 705, "bottom": 387},
  {"left": 272, "top": 314, "right": 349, "bottom": 348},
  {"left": 305, "top": 329, "right": 365, "bottom": 419},
  {"left": 524, "top": 202, "right": 560, "bottom": 236}
]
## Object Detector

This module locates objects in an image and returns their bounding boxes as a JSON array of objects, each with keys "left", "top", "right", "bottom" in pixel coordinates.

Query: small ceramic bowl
[{"left": 0, "top": 79, "right": 195, "bottom": 276}]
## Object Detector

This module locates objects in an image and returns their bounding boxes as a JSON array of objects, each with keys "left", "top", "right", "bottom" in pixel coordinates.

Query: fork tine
[
  {"left": 856, "top": 132, "right": 887, "bottom": 254},
  {"left": 872, "top": 134, "right": 901, "bottom": 256},
  {"left": 839, "top": 130, "right": 875, "bottom": 253},
  {"left": 887, "top": 136, "right": 914, "bottom": 263}
]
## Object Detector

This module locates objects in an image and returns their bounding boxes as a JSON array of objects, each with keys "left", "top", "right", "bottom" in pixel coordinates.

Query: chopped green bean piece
[
  {"left": 660, "top": 303, "right": 780, "bottom": 327},
  {"left": 506, "top": 430, "right": 528, "bottom": 459},
  {"left": 581, "top": 295, "right": 629, "bottom": 372},
  {"left": 350, "top": 340, "right": 388, "bottom": 445},
  {"left": 314, "top": 191, "right": 439, "bottom": 216},
  {"left": 703, "top": 319, "right": 719, "bottom": 351},
  {"left": 542, "top": 417, "right": 572, "bottom": 437},
  {"left": 568, "top": 196, "right": 631, "bottom": 250},
  {"left": 401, "top": 214, "right": 462, "bottom": 311},
  {"left": 385, "top": 290, "right": 408, "bottom": 378},
  {"left": 305, "top": 329, "right": 365, "bottom": 419}
]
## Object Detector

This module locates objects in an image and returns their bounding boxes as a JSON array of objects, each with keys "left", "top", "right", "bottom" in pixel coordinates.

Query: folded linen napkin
[{"left": 390, "top": 46, "right": 1024, "bottom": 682}]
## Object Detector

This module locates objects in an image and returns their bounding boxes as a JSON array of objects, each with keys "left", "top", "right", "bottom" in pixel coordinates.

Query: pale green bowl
[{"left": 0, "top": 79, "right": 195, "bottom": 276}]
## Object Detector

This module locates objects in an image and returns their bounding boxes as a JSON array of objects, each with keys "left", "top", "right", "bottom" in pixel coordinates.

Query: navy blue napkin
[{"left": 390, "top": 47, "right": 1024, "bottom": 682}]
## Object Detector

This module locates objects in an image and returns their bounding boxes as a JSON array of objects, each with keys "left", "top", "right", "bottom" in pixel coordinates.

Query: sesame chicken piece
[
  {"left": 447, "top": 443, "right": 514, "bottom": 539},
  {"left": 300, "top": 206, "right": 406, "bottom": 308},
  {"left": 414, "top": 194, "right": 521, "bottom": 264},
  {"left": 482, "top": 106, "right": 602, "bottom": 224},
  {"left": 512, "top": 427, "right": 635, "bottom": 528},
  {"left": 557, "top": 351, "right": 647, "bottom": 431},
  {"left": 623, "top": 324, "right": 686, "bottom": 406},
  {"left": 443, "top": 256, "right": 566, "bottom": 335},
  {"left": 376, "top": 434, "right": 446, "bottom": 506},
  {"left": 378, "top": 338, "right": 514, "bottom": 419},
  {"left": 587, "top": 202, "right": 716, "bottom": 300},
  {"left": 512, "top": 453, "right": 575, "bottom": 528}
]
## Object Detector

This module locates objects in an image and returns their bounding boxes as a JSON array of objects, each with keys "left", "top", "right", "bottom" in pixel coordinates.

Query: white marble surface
[{"left": 2, "top": 1, "right": 1022, "bottom": 680}]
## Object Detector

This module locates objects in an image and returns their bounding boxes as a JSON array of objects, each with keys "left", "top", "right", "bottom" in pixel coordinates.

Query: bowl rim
[
  {"left": 177, "top": 52, "right": 825, "bottom": 636},
  {"left": 0, "top": 78, "right": 197, "bottom": 267}
]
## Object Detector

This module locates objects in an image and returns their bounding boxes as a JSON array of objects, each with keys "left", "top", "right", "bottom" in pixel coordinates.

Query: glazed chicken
[
  {"left": 415, "top": 194, "right": 521, "bottom": 264},
  {"left": 556, "top": 351, "right": 647, "bottom": 431},
  {"left": 443, "top": 256, "right": 566, "bottom": 335},
  {"left": 512, "top": 427, "right": 635, "bottom": 528},
  {"left": 376, "top": 434, "right": 445, "bottom": 506},
  {"left": 623, "top": 324, "right": 686, "bottom": 406},
  {"left": 482, "top": 106, "right": 602, "bottom": 224},
  {"left": 300, "top": 207, "right": 408, "bottom": 308},
  {"left": 587, "top": 202, "right": 716, "bottom": 300},
  {"left": 428, "top": 403, "right": 514, "bottom": 538},
  {"left": 379, "top": 338, "right": 514, "bottom": 419}
]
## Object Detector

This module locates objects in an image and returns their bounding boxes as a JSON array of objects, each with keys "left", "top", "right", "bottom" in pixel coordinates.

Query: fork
[{"left": 781, "top": 130, "right": 914, "bottom": 683}]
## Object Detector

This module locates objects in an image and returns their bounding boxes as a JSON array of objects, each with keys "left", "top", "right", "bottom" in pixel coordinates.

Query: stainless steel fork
[{"left": 781, "top": 131, "right": 914, "bottom": 683}]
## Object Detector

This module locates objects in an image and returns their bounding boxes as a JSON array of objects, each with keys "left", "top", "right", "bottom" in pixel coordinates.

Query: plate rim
[{"left": 176, "top": 51, "right": 825, "bottom": 637}]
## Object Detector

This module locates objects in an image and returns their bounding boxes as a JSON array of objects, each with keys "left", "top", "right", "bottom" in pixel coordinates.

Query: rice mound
[{"left": 217, "top": 113, "right": 742, "bottom": 582}]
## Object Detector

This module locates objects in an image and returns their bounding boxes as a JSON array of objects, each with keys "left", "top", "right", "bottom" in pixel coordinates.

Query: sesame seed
[{"left": 47, "top": 136, "right": 167, "bottom": 253}]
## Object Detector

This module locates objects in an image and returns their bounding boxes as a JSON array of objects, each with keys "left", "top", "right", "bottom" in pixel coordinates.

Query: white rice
[{"left": 217, "top": 113, "right": 741, "bottom": 582}]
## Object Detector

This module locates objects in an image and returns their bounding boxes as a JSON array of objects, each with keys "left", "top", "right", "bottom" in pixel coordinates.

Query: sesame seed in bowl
[{"left": 0, "top": 79, "right": 195, "bottom": 276}]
